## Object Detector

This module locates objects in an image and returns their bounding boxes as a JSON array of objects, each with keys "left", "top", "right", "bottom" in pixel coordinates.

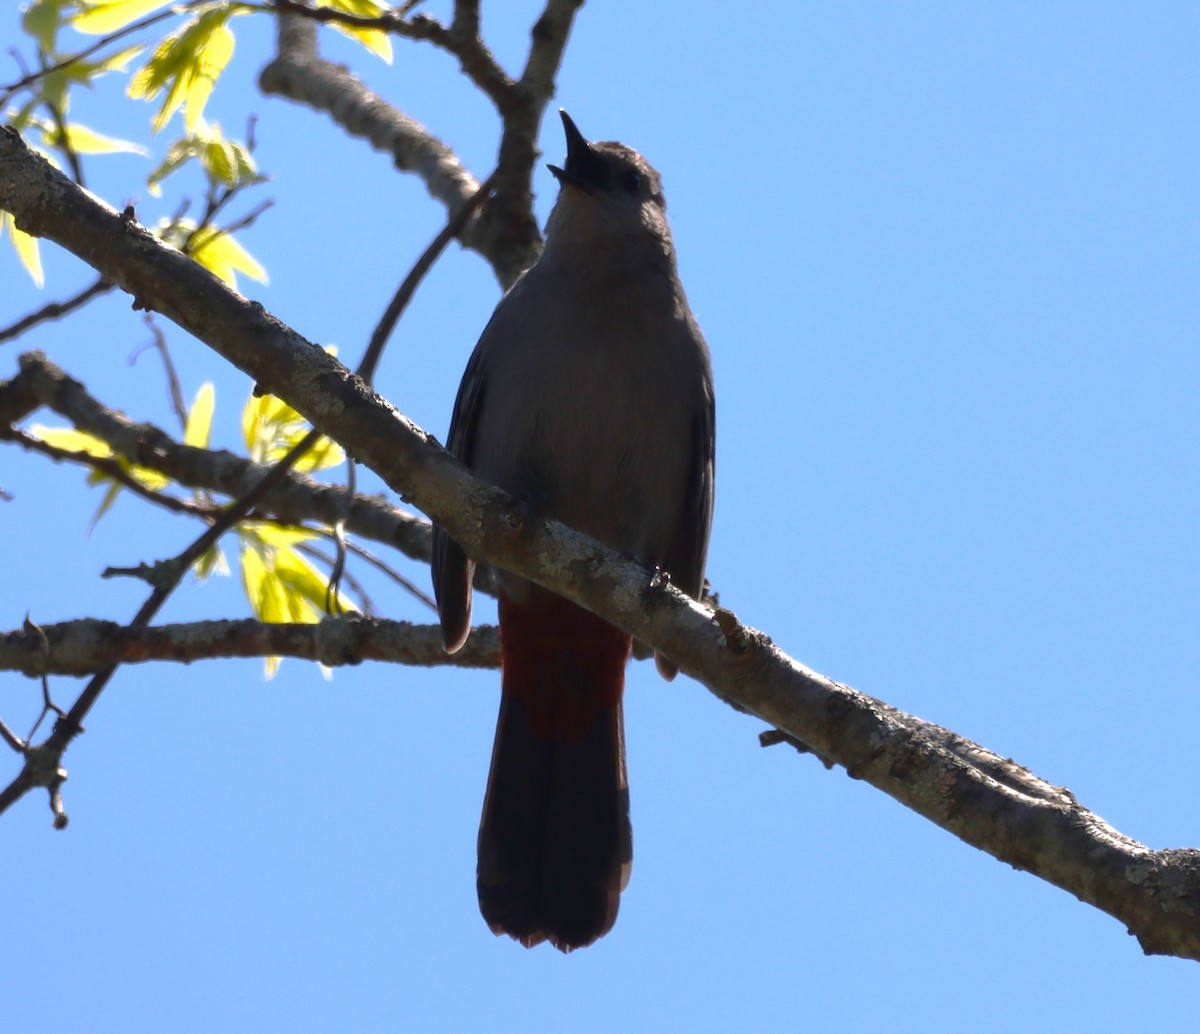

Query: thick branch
[
  {"left": 487, "top": 0, "right": 584, "bottom": 273},
  {"left": 2, "top": 126, "right": 1198, "bottom": 961},
  {"left": 0, "top": 616, "right": 499, "bottom": 675}
]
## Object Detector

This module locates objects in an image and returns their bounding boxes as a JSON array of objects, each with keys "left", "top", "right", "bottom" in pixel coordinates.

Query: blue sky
[{"left": 3, "top": 2, "right": 1198, "bottom": 1029}]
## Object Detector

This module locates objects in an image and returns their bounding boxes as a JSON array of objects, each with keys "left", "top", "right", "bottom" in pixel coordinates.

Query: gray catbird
[{"left": 432, "top": 111, "right": 715, "bottom": 952}]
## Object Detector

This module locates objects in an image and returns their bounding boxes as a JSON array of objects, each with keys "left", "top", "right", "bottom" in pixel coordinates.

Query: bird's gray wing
[
  {"left": 431, "top": 331, "right": 492, "bottom": 652},
  {"left": 655, "top": 373, "right": 715, "bottom": 680},
  {"left": 664, "top": 379, "right": 715, "bottom": 601}
]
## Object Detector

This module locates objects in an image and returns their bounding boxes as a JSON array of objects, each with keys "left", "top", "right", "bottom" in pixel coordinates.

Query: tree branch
[
  {"left": 1, "top": 423, "right": 211, "bottom": 518},
  {"left": 255, "top": 12, "right": 524, "bottom": 282},
  {"left": 2, "top": 123, "right": 1197, "bottom": 960},
  {"left": 0, "top": 616, "right": 499, "bottom": 675},
  {"left": 256, "top": 2, "right": 583, "bottom": 287},
  {"left": 0, "top": 275, "right": 115, "bottom": 344},
  {"left": 0, "top": 350, "right": 433, "bottom": 563},
  {"left": 262, "top": 0, "right": 515, "bottom": 112},
  {"left": 488, "top": 0, "right": 584, "bottom": 273}
]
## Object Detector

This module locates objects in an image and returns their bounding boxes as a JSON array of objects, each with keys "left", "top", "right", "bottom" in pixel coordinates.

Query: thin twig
[
  {"left": 43, "top": 99, "right": 85, "bottom": 188},
  {"left": 181, "top": 191, "right": 272, "bottom": 255},
  {"left": 0, "top": 277, "right": 115, "bottom": 344},
  {"left": 264, "top": 0, "right": 515, "bottom": 109},
  {"left": 0, "top": 1, "right": 208, "bottom": 104},
  {"left": 343, "top": 538, "right": 436, "bottom": 611},
  {"left": 213, "top": 199, "right": 274, "bottom": 238},
  {"left": 358, "top": 171, "right": 495, "bottom": 385},
  {"left": 0, "top": 716, "right": 24, "bottom": 753},
  {"left": 1, "top": 426, "right": 210, "bottom": 518},
  {"left": 297, "top": 541, "right": 374, "bottom": 615},
  {"left": 131, "top": 315, "right": 189, "bottom": 434}
]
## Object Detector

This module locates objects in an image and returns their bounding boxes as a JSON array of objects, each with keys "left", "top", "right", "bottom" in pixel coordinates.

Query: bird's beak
[{"left": 548, "top": 109, "right": 604, "bottom": 190}]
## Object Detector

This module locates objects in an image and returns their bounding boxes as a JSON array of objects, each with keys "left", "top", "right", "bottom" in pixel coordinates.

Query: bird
[{"left": 432, "top": 109, "right": 715, "bottom": 952}]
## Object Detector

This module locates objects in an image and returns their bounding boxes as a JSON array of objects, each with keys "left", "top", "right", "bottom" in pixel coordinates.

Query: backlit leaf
[
  {"left": 317, "top": 0, "right": 393, "bottom": 63},
  {"left": 22, "top": 0, "right": 64, "bottom": 52},
  {"left": 4, "top": 212, "right": 44, "bottom": 288},
  {"left": 126, "top": 6, "right": 237, "bottom": 134},
  {"left": 71, "top": 0, "right": 173, "bottom": 35},
  {"left": 193, "top": 543, "right": 229, "bottom": 581},
  {"left": 184, "top": 381, "right": 215, "bottom": 448},
  {"left": 49, "top": 121, "right": 148, "bottom": 156},
  {"left": 189, "top": 224, "right": 267, "bottom": 289}
]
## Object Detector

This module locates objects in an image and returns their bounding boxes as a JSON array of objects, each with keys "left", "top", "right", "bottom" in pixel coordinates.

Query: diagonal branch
[
  {"left": 256, "top": 12, "right": 524, "bottom": 281},
  {"left": 0, "top": 275, "right": 114, "bottom": 344},
  {"left": 256, "top": 1, "right": 584, "bottom": 288},
  {"left": 2, "top": 123, "right": 1198, "bottom": 961},
  {"left": 0, "top": 351, "right": 433, "bottom": 562},
  {"left": 1, "top": 423, "right": 210, "bottom": 518}
]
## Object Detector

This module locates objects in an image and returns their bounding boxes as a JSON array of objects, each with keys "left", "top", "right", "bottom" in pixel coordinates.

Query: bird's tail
[{"left": 477, "top": 588, "right": 633, "bottom": 952}]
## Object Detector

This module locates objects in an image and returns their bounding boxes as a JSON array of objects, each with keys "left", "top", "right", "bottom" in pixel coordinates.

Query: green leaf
[
  {"left": 295, "top": 433, "right": 345, "bottom": 473},
  {"left": 273, "top": 550, "right": 322, "bottom": 622},
  {"left": 148, "top": 121, "right": 258, "bottom": 195},
  {"left": 71, "top": 0, "right": 174, "bottom": 35},
  {"left": 40, "top": 69, "right": 72, "bottom": 113},
  {"left": 31, "top": 43, "right": 147, "bottom": 115},
  {"left": 95, "top": 43, "right": 147, "bottom": 75},
  {"left": 184, "top": 381, "right": 215, "bottom": 448},
  {"left": 22, "top": 0, "right": 65, "bottom": 52},
  {"left": 126, "top": 5, "right": 238, "bottom": 134},
  {"left": 27, "top": 423, "right": 170, "bottom": 512},
  {"left": 4, "top": 211, "right": 45, "bottom": 288},
  {"left": 242, "top": 391, "right": 283, "bottom": 460},
  {"left": 184, "top": 20, "right": 234, "bottom": 132},
  {"left": 241, "top": 389, "right": 344, "bottom": 470},
  {"left": 202, "top": 137, "right": 237, "bottom": 184},
  {"left": 146, "top": 138, "right": 196, "bottom": 196},
  {"left": 241, "top": 533, "right": 289, "bottom": 673},
  {"left": 240, "top": 525, "right": 351, "bottom": 678},
  {"left": 189, "top": 224, "right": 268, "bottom": 289},
  {"left": 158, "top": 217, "right": 267, "bottom": 289},
  {"left": 193, "top": 542, "right": 230, "bottom": 582},
  {"left": 239, "top": 526, "right": 353, "bottom": 616},
  {"left": 88, "top": 479, "right": 123, "bottom": 532},
  {"left": 240, "top": 534, "right": 282, "bottom": 623},
  {"left": 318, "top": 0, "right": 393, "bottom": 64},
  {"left": 8, "top": 99, "right": 39, "bottom": 133},
  {"left": 46, "top": 121, "right": 149, "bottom": 156},
  {"left": 253, "top": 523, "right": 316, "bottom": 548},
  {"left": 229, "top": 139, "right": 257, "bottom": 182},
  {"left": 281, "top": 546, "right": 352, "bottom": 616},
  {"left": 29, "top": 424, "right": 113, "bottom": 459},
  {"left": 125, "top": 463, "right": 170, "bottom": 491}
]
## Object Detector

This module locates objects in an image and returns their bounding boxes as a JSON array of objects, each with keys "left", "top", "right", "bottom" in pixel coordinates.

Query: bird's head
[{"left": 544, "top": 110, "right": 673, "bottom": 263}]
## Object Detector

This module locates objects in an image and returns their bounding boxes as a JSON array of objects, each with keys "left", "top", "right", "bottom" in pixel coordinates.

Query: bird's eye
[{"left": 621, "top": 169, "right": 642, "bottom": 193}]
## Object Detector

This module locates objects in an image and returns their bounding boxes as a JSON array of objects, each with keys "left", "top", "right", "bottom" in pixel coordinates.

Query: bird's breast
[{"left": 470, "top": 279, "right": 702, "bottom": 560}]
